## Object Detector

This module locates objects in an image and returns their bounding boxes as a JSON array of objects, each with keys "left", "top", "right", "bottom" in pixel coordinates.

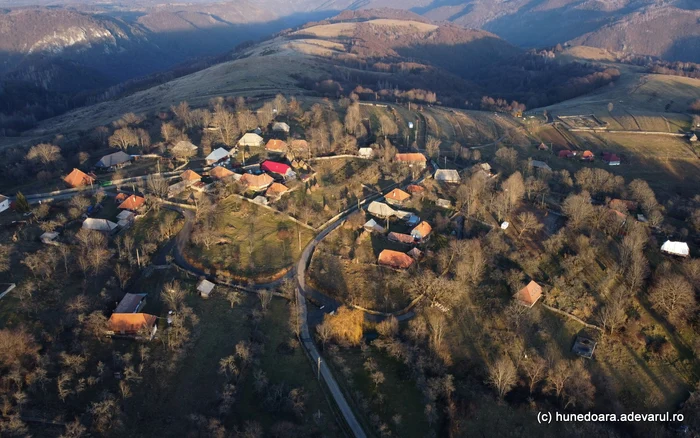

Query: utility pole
[{"left": 317, "top": 357, "right": 321, "bottom": 381}]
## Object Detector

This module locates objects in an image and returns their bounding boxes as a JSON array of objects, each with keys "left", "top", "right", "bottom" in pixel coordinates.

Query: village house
[
  {"left": 530, "top": 160, "right": 552, "bottom": 172},
  {"left": 95, "top": 151, "right": 131, "bottom": 170},
  {"left": 118, "top": 194, "right": 146, "bottom": 211},
  {"left": 114, "top": 193, "right": 128, "bottom": 204},
  {"left": 265, "top": 139, "right": 288, "bottom": 154},
  {"left": 261, "top": 160, "right": 296, "bottom": 180},
  {"left": 64, "top": 168, "right": 96, "bottom": 188},
  {"left": 168, "top": 181, "right": 190, "bottom": 198},
  {"left": 411, "top": 221, "right": 432, "bottom": 242},
  {"left": 107, "top": 313, "right": 158, "bottom": 339},
  {"left": 206, "top": 147, "right": 233, "bottom": 165},
  {"left": 378, "top": 249, "right": 414, "bottom": 269},
  {"left": 82, "top": 218, "right": 118, "bottom": 233},
  {"left": 384, "top": 188, "right": 411, "bottom": 206},
  {"left": 581, "top": 150, "right": 595, "bottom": 161},
  {"left": 558, "top": 150, "right": 576, "bottom": 159},
  {"left": 436, "top": 198, "right": 452, "bottom": 209},
  {"left": 272, "top": 122, "right": 290, "bottom": 133},
  {"left": 115, "top": 293, "right": 148, "bottom": 313},
  {"left": 394, "top": 153, "right": 427, "bottom": 168},
  {"left": 513, "top": 280, "right": 543, "bottom": 308},
  {"left": 602, "top": 152, "right": 621, "bottom": 166},
  {"left": 395, "top": 210, "right": 420, "bottom": 226},
  {"left": 572, "top": 335, "right": 597, "bottom": 359},
  {"left": 171, "top": 140, "right": 198, "bottom": 159},
  {"left": 358, "top": 147, "right": 373, "bottom": 158},
  {"left": 210, "top": 166, "right": 235, "bottom": 180},
  {"left": 434, "top": 169, "right": 460, "bottom": 183},
  {"left": 240, "top": 173, "right": 274, "bottom": 191},
  {"left": 265, "top": 182, "right": 288, "bottom": 200},
  {"left": 660, "top": 240, "right": 690, "bottom": 258},
  {"left": 238, "top": 133, "right": 264, "bottom": 147},
  {"left": 180, "top": 170, "right": 202, "bottom": 184},
  {"left": 367, "top": 201, "right": 396, "bottom": 219},
  {"left": 363, "top": 219, "right": 385, "bottom": 233},
  {"left": 388, "top": 232, "right": 416, "bottom": 245},
  {"left": 197, "top": 279, "right": 215, "bottom": 299},
  {"left": 290, "top": 139, "right": 309, "bottom": 157},
  {"left": 0, "top": 194, "right": 9, "bottom": 213}
]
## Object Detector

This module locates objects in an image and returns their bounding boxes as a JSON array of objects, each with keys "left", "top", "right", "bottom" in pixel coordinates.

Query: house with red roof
[
  {"left": 513, "top": 280, "right": 543, "bottom": 308},
  {"left": 118, "top": 195, "right": 146, "bottom": 211},
  {"left": 261, "top": 160, "right": 296, "bottom": 179},
  {"left": 602, "top": 153, "right": 621, "bottom": 166}
]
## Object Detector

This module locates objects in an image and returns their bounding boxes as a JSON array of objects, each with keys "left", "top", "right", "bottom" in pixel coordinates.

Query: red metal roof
[{"left": 261, "top": 160, "right": 291, "bottom": 175}]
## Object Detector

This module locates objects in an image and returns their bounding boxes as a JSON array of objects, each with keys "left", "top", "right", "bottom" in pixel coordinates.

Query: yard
[{"left": 185, "top": 196, "right": 315, "bottom": 281}]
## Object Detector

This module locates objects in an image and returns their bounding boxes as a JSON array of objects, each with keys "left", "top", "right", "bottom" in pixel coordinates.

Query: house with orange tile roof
[
  {"left": 394, "top": 153, "right": 427, "bottom": 168},
  {"left": 64, "top": 168, "right": 96, "bottom": 188},
  {"left": 240, "top": 173, "right": 274, "bottom": 191},
  {"left": 265, "top": 182, "right": 289, "bottom": 199},
  {"left": 107, "top": 313, "right": 158, "bottom": 339},
  {"left": 411, "top": 221, "right": 432, "bottom": 241},
  {"left": 180, "top": 170, "right": 202, "bottom": 182},
  {"left": 265, "top": 139, "right": 288, "bottom": 153},
  {"left": 378, "top": 250, "right": 414, "bottom": 269},
  {"left": 513, "top": 280, "right": 543, "bottom": 308},
  {"left": 210, "top": 166, "right": 235, "bottom": 180},
  {"left": 384, "top": 188, "right": 411, "bottom": 206},
  {"left": 118, "top": 195, "right": 145, "bottom": 211}
]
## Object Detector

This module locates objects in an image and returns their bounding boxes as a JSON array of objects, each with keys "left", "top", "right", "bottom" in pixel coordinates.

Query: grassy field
[{"left": 186, "top": 196, "right": 314, "bottom": 279}]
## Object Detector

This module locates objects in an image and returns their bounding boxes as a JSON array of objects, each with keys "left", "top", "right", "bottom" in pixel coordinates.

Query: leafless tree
[
  {"left": 488, "top": 356, "right": 517, "bottom": 398},
  {"left": 212, "top": 106, "right": 238, "bottom": 146},
  {"left": 516, "top": 211, "right": 543, "bottom": 238},
  {"left": 109, "top": 128, "right": 139, "bottom": 150},
  {"left": 344, "top": 102, "right": 362, "bottom": 136},
  {"left": 257, "top": 289, "right": 273, "bottom": 314},
  {"left": 521, "top": 352, "right": 548, "bottom": 394},
  {"left": 146, "top": 174, "right": 169, "bottom": 199},
  {"left": 562, "top": 191, "right": 594, "bottom": 229},
  {"left": 425, "top": 136, "right": 441, "bottom": 160},
  {"left": 163, "top": 281, "right": 186, "bottom": 311},
  {"left": 225, "top": 290, "right": 243, "bottom": 309},
  {"left": 172, "top": 101, "right": 193, "bottom": 129},
  {"left": 649, "top": 274, "right": 696, "bottom": 323},
  {"left": 495, "top": 147, "right": 518, "bottom": 174},
  {"left": 26, "top": 143, "right": 62, "bottom": 167}
]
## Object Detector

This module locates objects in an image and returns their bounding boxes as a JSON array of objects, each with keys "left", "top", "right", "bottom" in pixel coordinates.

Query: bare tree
[
  {"left": 27, "top": 143, "right": 62, "bottom": 168},
  {"left": 521, "top": 352, "right": 548, "bottom": 394},
  {"left": 316, "top": 321, "right": 332, "bottom": 350},
  {"left": 109, "top": 128, "right": 139, "bottom": 150},
  {"left": 649, "top": 274, "right": 696, "bottom": 323},
  {"left": 163, "top": 281, "right": 186, "bottom": 311},
  {"left": 425, "top": 136, "right": 441, "bottom": 160},
  {"left": 488, "top": 356, "right": 517, "bottom": 398},
  {"left": 562, "top": 191, "right": 594, "bottom": 229},
  {"left": 146, "top": 174, "right": 169, "bottom": 199},
  {"left": 257, "top": 289, "right": 273, "bottom": 314},
  {"left": 225, "top": 290, "right": 243, "bottom": 309},
  {"left": 516, "top": 211, "right": 543, "bottom": 238}
]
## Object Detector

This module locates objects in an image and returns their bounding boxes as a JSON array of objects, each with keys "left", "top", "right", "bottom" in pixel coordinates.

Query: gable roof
[
  {"left": 434, "top": 169, "right": 460, "bottom": 182},
  {"left": 363, "top": 219, "right": 385, "bottom": 233},
  {"left": 109, "top": 313, "right": 157, "bottom": 333},
  {"left": 206, "top": 147, "right": 231, "bottom": 163},
  {"left": 406, "top": 184, "right": 425, "bottom": 194},
  {"left": 367, "top": 201, "right": 396, "bottom": 218},
  {"left": 513, "top": 280, "right": 543, "bottom": 307},
  {"left": 661, "top": 240, "right": 689, "bottom": 257},
  {"left": 82, "top": 218, "right": 118, "bottom": 232},
  {"left": 408, "top": 247, "right": 423, "bottom": 259},
  {"left": 265, "top": 139, "right": 288, "bottom": 152},
  {"left": 581, "top": 150, "right": 595, "bottom": 159},
  {"left": 64, "top": 168, "right": 95, "bottom": 187},
  {"left": 118, "top": 195, "right": 145, "bottom": 210},
  {"left": 240, "top": 173, "right": 274, "bottom": 189},
  {"left": 395, "top": 153, "right": 426, "bottom": 163},
  {"left": 261, "top": 160, "right": 291, "bottom": 175},
  {"left": 115, "top": 293, "right": 147, "bottom": 313},
  {"left": 272, "top": 122, "right": 290, "bottom": 132},
  {"left": 385, "top": 188, "right": 411, "bottom": 203},
  {"left": 378, "top": 250, "right": 414, "bottom": 269},
  {"left": 96, "top": 151, "right": 131, "bottom": 168},
  {"left": 210, "top": 166, "right": 234, "bottom": 180},
  {"left": 180, "top": 170, "right": 202, "bottom": 182},
  {"left": 172, "top": 140, "right": 197, "bottom": 152},
  {"left": 530, "top": 160, "right": 552, "bottom": 171},
  {"left": 411, "top": 221, "right": 432, "bottom": 239},
  {"left": 116, "top": 210, "right": 135, "bottom": 221},
  {"left": 197, "top": 279, "right": 215, "bottom": 296},
  {"left": 238, "top": 133, "right": 264, "bottom": 145},
  {"left": 265, "top": 182, "right": 288, "bottom": 197},
  {"left": 388, "top": 232, "right": 416, "bottom": 244},
  {"left": 115, "top": 193, "right": 128, "bottom": 202}
]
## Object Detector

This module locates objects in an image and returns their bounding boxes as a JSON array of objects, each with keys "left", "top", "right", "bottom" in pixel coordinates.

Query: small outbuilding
[
  {"left": 407, "top": 247, "right": 423, "bottom": 260},
  {"left": 602, "top": 152, "right": 621, "bottom": 166},
  {"left": 0, "top": 195, "right": 10, "bottom": 213},
  {"left": 115, "top": 293, "right": 148, "bottom": 313},
  {"left": 513, "top": 280, "right": 543, "bottom": 308},
  {"left": 436, "top": 198, "right": 452, "bottom": 209},
  {"left": 530, "top": 160, "right": 552, "bottom": 172},
  {"left": 40, "top": 231, "right": 60, "bottom": 245},
  {"left": 116, "top": 210, "right": 136, "bottom": 228},
  {"left": 197, "top": 279, "right": 215, "bottom": 299},
  {"left": 572, "top": 335, "right": 597, "bottom": 359},
  {"left": 358, "top": 147, "right": 373, "bottom": 158},
  {"left": 388, "top": 232, "right": 415, "bottom": 245},
  {"left": 363, "top": 219, "right": 385, "bottom": 233},
  {"left": 252, "top": 195, "right": 269, "bottom": 206}
]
